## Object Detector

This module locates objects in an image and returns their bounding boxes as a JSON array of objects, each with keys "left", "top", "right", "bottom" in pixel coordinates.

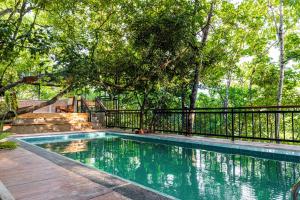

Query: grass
[
  {"left": 0, "top": 141, "right": 17, "bottom": 150},
  {"left": 0, "top": 132, "right": 17, "bottom": 150}
]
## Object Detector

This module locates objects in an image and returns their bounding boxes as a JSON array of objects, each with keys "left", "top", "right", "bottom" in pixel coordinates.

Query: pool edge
[
  {"left": 105, "top": 131, "right": 300, "bottom": 160},
  {"left": 13, "top": 137, "right": 176, "bottom": 200}
]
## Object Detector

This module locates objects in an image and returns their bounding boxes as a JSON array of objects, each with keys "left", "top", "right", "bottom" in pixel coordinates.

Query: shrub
[
  {"left": 0, "top": 132, "right": 17, "bottom": 150},
  {"left": 0, "top": 132, "right": 11, "bottom": 140},
  {"left": 0, "top": 141, "right": 17, "bottom": 150}
]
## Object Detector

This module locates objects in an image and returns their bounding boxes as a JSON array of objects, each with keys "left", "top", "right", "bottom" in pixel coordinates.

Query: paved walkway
[{"left": 0, "top": 148, "right": 129, "bottom": 200}]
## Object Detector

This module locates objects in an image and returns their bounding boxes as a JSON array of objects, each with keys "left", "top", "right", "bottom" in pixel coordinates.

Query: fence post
[
  {"left": 105, "top": 111, "right": 108, "bottom": 127},
  {"left": 275, "top": 111, "right": 280, "bottom": 143},
  {"left": 153, "top": 110, "right": 156, "bottom": 133},
  {"left": 76, "top": 98, "right": 79, "bottom": 113},
  {"left": 231, "top": 108, "right": 234, "bottom": 141},
  {"left": 80, "top": 97, "right": 83, "bottom": 113},
  {"left": 88, "top": 111, "right": 91, "bottom": 122},
  {"left": 184, "top": 107, "right": 189, "bottom": 135}
]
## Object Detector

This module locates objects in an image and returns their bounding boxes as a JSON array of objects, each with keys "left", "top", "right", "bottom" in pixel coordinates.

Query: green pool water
[{"left": 32, "top": 134, "right": 300, "bottom": 200}]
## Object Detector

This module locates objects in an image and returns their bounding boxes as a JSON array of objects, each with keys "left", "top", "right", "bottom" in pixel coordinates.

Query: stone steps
[
  {"left": 10, "top": 113, "right": 92, "bottom": 134},
  {"left": 13, "top": 118, "right": 88, "bottom": 124},
  {"left": 14, "top": 113, "right": 89, "bottom": 120}
]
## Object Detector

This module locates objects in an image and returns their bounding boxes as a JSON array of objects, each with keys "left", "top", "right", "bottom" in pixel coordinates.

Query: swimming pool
[{"left": 20, "top": 132, "right": 300, "bottom": 200}]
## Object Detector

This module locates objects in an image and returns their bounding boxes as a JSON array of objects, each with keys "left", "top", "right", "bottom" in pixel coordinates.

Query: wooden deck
[{"left": 0, "top": 144, "right": 169, "bottom": 200}]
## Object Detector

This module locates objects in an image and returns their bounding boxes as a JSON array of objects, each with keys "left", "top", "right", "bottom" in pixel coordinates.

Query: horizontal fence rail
[{"left": 104, "top": 106, "right": 300, "bottom": 143}]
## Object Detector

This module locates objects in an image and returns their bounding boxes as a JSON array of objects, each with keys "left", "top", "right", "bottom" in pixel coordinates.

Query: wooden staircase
[
  {"left": 10, "top": 113, "right": 92, "bottom": 134},
  {"left": 90, "top": 112, "right": 106, "bottom": 129},
  {"left": 80, "top": 97, "right": 106, "bottom": 129}
]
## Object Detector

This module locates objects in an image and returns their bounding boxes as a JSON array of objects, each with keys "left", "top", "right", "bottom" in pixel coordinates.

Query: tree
[
  {"left": 0, "top": 0, "right": 116, "bottom": 118},
  {"left": 0, "top": 0, "right": 300, "bottom": 134}
]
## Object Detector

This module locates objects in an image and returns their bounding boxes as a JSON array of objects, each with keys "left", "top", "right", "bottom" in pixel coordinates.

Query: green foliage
[
  {"left": 0, "top": 141, "right": 17, "bottom": 150},
  {"left": 0, "top": 132, "right": 17, "bottom": 150},
  {"left": 0, "top": 0, "right": 299, "bottom": 111},
  {"left": 0, "top": 132, "right": 10, "bottom": 140}
]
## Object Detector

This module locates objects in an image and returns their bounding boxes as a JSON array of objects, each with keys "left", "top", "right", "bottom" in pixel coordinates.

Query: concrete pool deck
[
  {"left": 1, "top": 148, "right": 129, "bottom": 200},
  {"left": 2, "top": 129, "right": 300, "bottom": 200}
]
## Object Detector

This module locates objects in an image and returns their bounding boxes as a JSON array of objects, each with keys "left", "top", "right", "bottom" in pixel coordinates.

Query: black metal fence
[{"left": 105, "top": 106, "right": 300, "bottom": 142}]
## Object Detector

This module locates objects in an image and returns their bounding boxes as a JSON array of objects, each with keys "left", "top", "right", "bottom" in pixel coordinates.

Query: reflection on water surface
[{"left": 38, "top": 137, "right": 300, "bottom": 200}]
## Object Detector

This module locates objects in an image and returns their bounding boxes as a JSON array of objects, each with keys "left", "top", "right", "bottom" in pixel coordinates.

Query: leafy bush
[
  {"left": 0, "top": 132, "right": 11, "bottom": 140},
  {"left": 0, "top": 95, "right": 18, "bottom": 150},
  {"left": 0, "top": 141, "right": 17, "bottom": 150},
  {"left": 0, "top": 132, "right": 17, "bottom": 150}
]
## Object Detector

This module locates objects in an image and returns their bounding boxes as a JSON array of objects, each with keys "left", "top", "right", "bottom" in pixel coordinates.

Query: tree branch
[
  {"left": 0, "top": 8, "right": 13, "bottom": 17},
  {"left": 268, "top": 0, "right": 280, "bottom": 37},
  {"left": 1, "top": 85, "right": 73, "bottom": 119},
  {"left": 0, "top": 74, "right": 55, "bottom": 94}
]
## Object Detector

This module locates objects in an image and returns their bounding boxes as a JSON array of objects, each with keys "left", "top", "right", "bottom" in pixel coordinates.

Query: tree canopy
[{"left": 0, "top": 0, "right": 300, "bottom": 114}]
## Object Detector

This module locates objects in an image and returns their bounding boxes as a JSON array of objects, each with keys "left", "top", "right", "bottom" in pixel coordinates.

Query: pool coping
[
  {"left": 13, "top": 138, "right": 174, "bottom": 200},
  {"left": 0, "top": 180, "right": 15, "bottom": 200}
]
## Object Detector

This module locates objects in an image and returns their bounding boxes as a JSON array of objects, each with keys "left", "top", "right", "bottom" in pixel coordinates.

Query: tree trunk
[
  {"left": 139, "top": 93, "right": 147, "bottom": 131},
  {"left": 248, "top": 68, "right": 256, "bottom": 106},
  {"left": 248, "top": 78, "right": 253, "bottom": 106},
  {"left": 139, "top": 106, "right": 145, "bottom": 131},
  {"left": 187, "top": 1, "right": 215, "bottom": 135},
  {"left": 277, "top": 0, "right": 285, "bottom": 107},
  {"left": 276, "top": 0, "right": 284, "bottom": 141},
  {"left": 181, "top": 83, "right": 186, "bottom": 110},
  {"left": 188, "top": 65, "right": 200, "bottom": 135},
  {"left": 224, "top": 73, "right": 231, "bottom": 109},
  {"left": 181, "top": 84, "right": 187, "bottom": 133}
]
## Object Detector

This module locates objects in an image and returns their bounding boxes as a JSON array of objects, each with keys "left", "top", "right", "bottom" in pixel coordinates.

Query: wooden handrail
[
  {"left": 95, "top": 97, "right": 107, "bottom": 111},
  {"left": 80, "top": 97, "right": 91, "bottom": 112}
]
